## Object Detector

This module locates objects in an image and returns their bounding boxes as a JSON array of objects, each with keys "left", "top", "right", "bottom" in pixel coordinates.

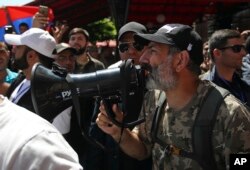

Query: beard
[
  {"left": 146, "top": 55, "right": 177, "bottom": 91},
  {"left": 12, "top": 53, "right": 29, "bottom": 70},
  {"left": 75, "top": 47, "right": 86, "bottom": 55}
]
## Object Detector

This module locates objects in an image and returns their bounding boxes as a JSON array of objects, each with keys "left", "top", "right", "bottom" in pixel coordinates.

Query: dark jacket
[
  {"left": 201, "top": 66, "right": 250, "bottom": 108},
  {"left": 6, "top": 72, "right": 35, "bottom": 113},
  {"left": 75, "top": 55, "right": 105, "bottom": 74}
]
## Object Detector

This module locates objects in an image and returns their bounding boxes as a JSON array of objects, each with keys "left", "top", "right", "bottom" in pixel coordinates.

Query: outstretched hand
[
  {"left": 51, "top": 22, "right": 69, "bottom": 43},
  {"left": 32, "top": 12, "right": 49, "bottom": 29}
]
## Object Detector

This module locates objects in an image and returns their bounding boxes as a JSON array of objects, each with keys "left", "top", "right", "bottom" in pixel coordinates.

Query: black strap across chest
[{"left": 151, "top": 85, "right": 230, "bottom": 170}]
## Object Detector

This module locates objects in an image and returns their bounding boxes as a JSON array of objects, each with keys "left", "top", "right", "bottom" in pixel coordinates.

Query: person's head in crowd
[
  {"left": 245, "top": 35, "right": 250, "bottom": 54},
  {"left": 118, "top": 21, "right": 147, "bottom": 64},
  {"left": 4, "top": 28, "right": 56, "bottom": 79},
  {"left": 134, "top": 23, "right": 203, "bottom": 90},
  {"left": 19, "top": 22, "right": 29, "bottom": 34},
  {"left": 200, "top": 41, "right": 212, "bottom": 73},
  {"left": 68, "top": 28, "right": 89, "bottom": 55},
  {"left": 240, "top": 29, "right": 250, "bottom": 41},
  {"left": 208, "top": 29, "right": 246, "bottom": 70},
  {"left": 0, "top": 42, "right": 10, "bottom": 72},
  {"left": 53, "top": 42, "right": 77, "bottom": 73},
  {"left": 0, "top": 42, "right": 18, "bottom": 84}
]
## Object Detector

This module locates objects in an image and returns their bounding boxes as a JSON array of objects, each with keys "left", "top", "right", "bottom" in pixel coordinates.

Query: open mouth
[{"left": 140, "top": 63, "right": 152, "bottom": 73}]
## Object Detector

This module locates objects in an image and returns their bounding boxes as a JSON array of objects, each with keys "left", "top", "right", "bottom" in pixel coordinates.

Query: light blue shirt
[{"left": 5, "top": 69, "right": 18, "bottom": 83}]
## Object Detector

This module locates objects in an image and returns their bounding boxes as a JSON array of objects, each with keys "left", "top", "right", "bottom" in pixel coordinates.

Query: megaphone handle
[
  {"left": 102, "top": 98, "right": 145, "bottom": 128},
  {"left": 102, "top": 98, "right": 116, "bottom": 122}
]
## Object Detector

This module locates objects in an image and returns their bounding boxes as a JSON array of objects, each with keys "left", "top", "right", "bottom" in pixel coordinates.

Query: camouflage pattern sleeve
[
  {"left": 221, "top": 95, "right": 250, "bottom": 169},
  {"left": 133, "top": 89, "right": 162, "bottom": 158}
]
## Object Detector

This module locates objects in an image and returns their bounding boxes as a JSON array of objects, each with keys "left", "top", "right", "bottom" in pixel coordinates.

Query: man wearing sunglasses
[
  {"left": 109, "top": 21, "right": 147, "bottom": 68},
  {"left": 88, "top": 22, "right": 153, "bottom": 170},
  {"left": 202, "top": 29, "right": 250, "bottom": 107}
]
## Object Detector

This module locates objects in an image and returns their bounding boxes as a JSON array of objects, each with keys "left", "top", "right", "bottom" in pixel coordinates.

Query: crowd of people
[{"left": 0, "top": 7, "right": 250, "bottom": 170}]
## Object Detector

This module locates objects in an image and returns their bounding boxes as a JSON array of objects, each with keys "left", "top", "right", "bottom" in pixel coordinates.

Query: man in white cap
[{"left": 4, "top": 28, "right": 56, "bottom": 112}]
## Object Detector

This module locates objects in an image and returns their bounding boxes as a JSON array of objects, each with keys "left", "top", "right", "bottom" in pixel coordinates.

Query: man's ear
[
  {"left": 211, "top": 48, "right": 223, "bottom": 63},
  {"left": 213, "top": 48, "right": 221, "bottom": 57},
  {"left": 174, "top": 50, "right": 189, "bottom": 72},
  {"left": 27, "top": 50, "right": 39, "bottom": 63}
]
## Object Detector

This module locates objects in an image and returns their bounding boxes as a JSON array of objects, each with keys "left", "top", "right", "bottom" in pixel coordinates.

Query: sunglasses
[
  {"left": 219, "top": 45, "right": 246, "bottom": 53},
  {"left": 118, "top": 42, "right": 144, "bottom": 53}
]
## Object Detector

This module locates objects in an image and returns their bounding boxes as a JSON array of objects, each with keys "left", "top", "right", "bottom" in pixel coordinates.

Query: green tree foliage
[{"left": 86, "top": 18, "right": 117, "bottom": 43}]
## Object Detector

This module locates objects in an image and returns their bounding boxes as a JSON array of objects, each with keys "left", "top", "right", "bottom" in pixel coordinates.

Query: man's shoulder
[
  {"left": 218, "top": 94, "right": 250, "bottom": 153},
  {"left": 88, "top": 56, "right": 105, "bottom": 68}
]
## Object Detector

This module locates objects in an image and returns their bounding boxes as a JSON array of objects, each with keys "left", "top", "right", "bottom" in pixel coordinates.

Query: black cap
[
  {"left": 118, "top": 22, "right": 147, "bottom": 41},
  {"left": 53, "top": 43, "right": 77, "bottom": 54},
  {"left": 134, "top": 24, "right": 203, "bottom": 66}
]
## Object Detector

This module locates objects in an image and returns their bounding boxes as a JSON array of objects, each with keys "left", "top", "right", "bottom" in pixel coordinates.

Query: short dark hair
[
  {"left": 26, "top": 46, "right": 54, "bottom": 69},
  {"left": 69, "top": 28, "right": 89, "bottom": 41},
  {"left": 19, "top": 22, "right": 29, "bottom": 28},
  {"left": 38, "top": 53, "right": 54, "bottom": 69},
  {"left": 0, "top": 42, "right": 8, "bottom": 51},
  {"left": 169, "top": 45, "right": 201, "bottom": 75},
  {"left": 208, "top": 29, "right": 241, "bottom": 61}
]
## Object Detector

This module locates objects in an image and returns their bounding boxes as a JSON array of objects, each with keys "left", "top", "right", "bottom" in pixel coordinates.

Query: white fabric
[
  {"left": 9, "top": 79, "right": 30, "bottom": 103},
  {"left": 52, "top": 106, "right": 73, "bottom": 134},
  {"left": 108, "top": 60, "right": 122, "bottom": 69},
  {"left": 4, "top": 28, "right": 56, "bottom": 58},
  {"left": 0, "top": 95, "right": 83, "bottom": 170}
]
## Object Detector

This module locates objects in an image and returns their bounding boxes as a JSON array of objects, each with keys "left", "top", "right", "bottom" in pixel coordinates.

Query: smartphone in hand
[{"left": 39, "top": 5, "right": 49, "bottom": 17}]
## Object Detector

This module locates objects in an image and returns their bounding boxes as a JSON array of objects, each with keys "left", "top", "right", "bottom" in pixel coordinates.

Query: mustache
[
  {"left": 75, "top": 47, "right": 86, "bottom": 55},
  {"left": 140, "top": 63, "right": 152, "bottom": 73}
]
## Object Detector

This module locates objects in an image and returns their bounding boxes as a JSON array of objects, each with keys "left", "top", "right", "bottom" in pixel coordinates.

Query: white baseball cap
[{"left": 4, "top": 28, "right": 56, "bottom": 58}]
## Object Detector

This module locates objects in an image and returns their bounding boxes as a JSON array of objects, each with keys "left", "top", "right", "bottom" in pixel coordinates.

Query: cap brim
[
  {"left": 4, "top": 34, "right": 22, "bottom": 46},
  {"left": 53, "top": 47, "right": 77, "bottom": 55},
  {"left": 118, "top": 31, "right": 135, "bottom": 41},
  {"left": 134, "top": 33, "right": 174, "bottom": 45}
]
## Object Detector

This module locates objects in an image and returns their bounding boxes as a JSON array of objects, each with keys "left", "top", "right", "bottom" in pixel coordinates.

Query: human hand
[
  {"left": 96, "top": 101, "right": 124, "bottom": 142},
  {"left": 32, "top": 12, "right": 49, "bottom": 29},
  {"left": 51, "top": 22, "right": 69, "bottom": 43}
]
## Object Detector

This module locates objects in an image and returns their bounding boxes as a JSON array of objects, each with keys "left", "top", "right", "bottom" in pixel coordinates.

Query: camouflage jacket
[{"left": 134, "top": 80, "right": 250, "bottom": 170}]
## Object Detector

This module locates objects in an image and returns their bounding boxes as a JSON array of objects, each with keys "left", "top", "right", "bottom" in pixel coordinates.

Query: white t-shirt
[
  {"left": 0, "top": 95, "right": 83, "bottom": 170},
  {"left": 108, "top": 60, "right": 122, "bottom": 69},
  {"left": 52, "top": 106, "right": 73, "bottom": 134}
]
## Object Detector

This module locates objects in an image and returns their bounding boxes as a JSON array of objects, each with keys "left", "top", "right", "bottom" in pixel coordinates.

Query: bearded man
[
  {"left": 96, "top": 24, "right": 250, "bottom": 170},
  {"left": 5, "top": 28, "right": 56, "bottom": 112},
  {"left": 68, "top": 28, "right": 105, "bottom": 73}
]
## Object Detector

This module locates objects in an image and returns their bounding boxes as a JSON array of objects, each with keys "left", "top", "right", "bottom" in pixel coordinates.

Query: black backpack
[{"left": 151, "top": 85, "right": 230, "bottom": 170}]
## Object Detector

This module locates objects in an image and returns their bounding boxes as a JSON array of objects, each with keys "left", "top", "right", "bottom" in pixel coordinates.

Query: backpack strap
[
  {"left": 151, "top": 85, "right": 230, "bottom": 170},
  {"left": 192, "top": 85, "right": 230, "bottom": 170},
  {"left": 151, "top": 91, "right": 166, "bottom": 146}
]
